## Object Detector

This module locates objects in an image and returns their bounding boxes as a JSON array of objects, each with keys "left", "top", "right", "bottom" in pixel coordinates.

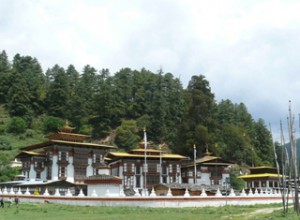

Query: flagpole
[
  {"left": 159, "top": 145, "right": 162, "bottom": 184},
  {"left": 194, "top": 144, "right": 197, "bottom": 184},
  {"left": 144, "top": 127, "right": 147, "bottom": 195}
]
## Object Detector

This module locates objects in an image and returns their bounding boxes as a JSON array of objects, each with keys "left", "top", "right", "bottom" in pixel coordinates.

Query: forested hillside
[{"left": 0, "top": 50, "right": 274, "bottom": 167}]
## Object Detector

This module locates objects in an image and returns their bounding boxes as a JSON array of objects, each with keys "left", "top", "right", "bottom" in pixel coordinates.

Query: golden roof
[
  {"left": 108, "top": 152, "right": 187, "bottom": 159},
  {"left": 46, "top": 132, "right": 89, "bottom": 142},
  {"left": 238, "top": 173, "right": 283, "bottom": 179},
  {"left": 15, "top": 151, "right": 45, "bottom": 158},
  {"left": 182, "top": 155, "right": 232, "bottom": 168},
  {"left": 21, "top": 139, "right": 117, "bottom": 151},
  {"left": 130, "top": 148, "right": 160, "bottom": 153},
  {"left": 195, "top": 155, "right": 220, "bottom": 163}
]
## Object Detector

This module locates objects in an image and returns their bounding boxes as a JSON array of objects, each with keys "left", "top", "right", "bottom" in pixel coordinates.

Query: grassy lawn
[{"left": 0, "top": 202, "right": 294, "bottom": 220}]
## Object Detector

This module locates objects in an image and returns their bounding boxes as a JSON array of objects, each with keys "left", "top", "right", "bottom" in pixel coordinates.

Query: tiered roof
[
  {"left": 107, "top": 144, "right": 186, "bottom": 161},
  {"left": 108, "top": 151, "right": 187, "bottom": 160},
  {"left": 15, "top": 151, "right": 45, "bottom": 158},
  {"left": 107, "top": 138, "right": 186, "bottom": 161},
  {"left": 182, "top": 148, "right": 232, "bottom": 168},
  {"left": 19, "top": 121, "right": 117, "bottom": 153},
  {"left": 238, "top": 166, "right": 282, "bottom": 179}
]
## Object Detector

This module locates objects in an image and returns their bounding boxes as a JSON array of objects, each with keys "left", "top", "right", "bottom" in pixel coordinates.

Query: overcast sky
[{"left": 1, "top": 0, "right": 300, "bottom": 140}]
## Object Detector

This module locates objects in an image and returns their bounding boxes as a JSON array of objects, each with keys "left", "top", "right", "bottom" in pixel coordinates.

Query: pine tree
[
  {"left": 0, "top": 50, "right": 12, "bottom": 103},
  {"left": 44, "top": 65, "right": 69, "bottom": 118},
  {"left": 7, "top": 72, "right": 33, "bottom": 124},
  {"left": 175, "top": 75, "right": 217, "bottom": 156},
  {"left": 12, "top": 54, "right": 45, "bottom": 115}
]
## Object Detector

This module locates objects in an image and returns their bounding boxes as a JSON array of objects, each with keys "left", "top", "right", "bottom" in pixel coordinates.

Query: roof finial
[
  {"left": 59, "top": 120, "right": 75, "bottom": 133},
  {"left": 204, "top": 144, "right": 211, "bottom": 156}
]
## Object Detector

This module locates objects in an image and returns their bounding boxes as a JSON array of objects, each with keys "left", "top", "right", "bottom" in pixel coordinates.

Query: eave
[
  {"left": 238, "top": 173, "right": 283, "bottom": 179},
  {"left": 21, "top": 140, "right": 117, "bottom": 151},
  {"left": 108, "top": 152, "right": 187, "bottom": 160},
  {"left": 15, "top": 151, "right": 46, "bottom": 158}
]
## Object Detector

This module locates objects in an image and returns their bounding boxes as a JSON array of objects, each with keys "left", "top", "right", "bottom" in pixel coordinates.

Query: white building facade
[{"left": 16, "top": 124, "right": 117, "bottom": 184}]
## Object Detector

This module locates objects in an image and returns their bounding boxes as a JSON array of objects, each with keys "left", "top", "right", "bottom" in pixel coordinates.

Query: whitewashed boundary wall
[{"left": 0, "top": 194, "right": 287, "bottom": 208}]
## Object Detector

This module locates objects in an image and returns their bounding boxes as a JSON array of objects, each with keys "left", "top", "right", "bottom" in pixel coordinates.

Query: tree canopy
[{"left": 0, "top": 50, "right": 274, "bottom": 167}]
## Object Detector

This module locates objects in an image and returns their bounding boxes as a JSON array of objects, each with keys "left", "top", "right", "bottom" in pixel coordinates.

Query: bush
[
  {"left": 25, "top": 129, "right": 34, "bottom": 138},
  {"left": 230, "top": 167, "right": 245, "bottom": 190},
  {"left": 7, "top": 117, "right": 27, "bottom": 134},
  {"left": 43, "top": 116, "right": 64, "bottom": 133},
  {"left": 115, "top": 120, "right": 140, "bottom": 150}
]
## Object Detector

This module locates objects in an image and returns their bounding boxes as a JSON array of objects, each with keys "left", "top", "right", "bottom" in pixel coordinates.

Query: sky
[{"left": 1, "top": 0, "right": 300, "bottom": 140}]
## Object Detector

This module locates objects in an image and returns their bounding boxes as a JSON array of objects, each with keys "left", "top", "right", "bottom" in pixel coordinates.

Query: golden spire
[
  {"left": 204, "top": 144, "right": 212, "bottom": 156},
  {"left": 59, "top": 120, "right": 75, "bottom": 133}
]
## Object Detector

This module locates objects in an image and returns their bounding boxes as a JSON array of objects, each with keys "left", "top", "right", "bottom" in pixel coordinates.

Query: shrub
[
  {"left": 43, "top": 116, "right": 64, "bottom": 133},
  {"left": 7, "top": 117, "right": 27, "bottom": 134},
  {"left": 230, "top": 167, "right": 245, "bottom": 190}
]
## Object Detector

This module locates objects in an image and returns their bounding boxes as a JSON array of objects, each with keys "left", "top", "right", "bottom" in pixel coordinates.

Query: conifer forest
[{"left": 0, "top": 50, "right": 275, "bottom": 181}]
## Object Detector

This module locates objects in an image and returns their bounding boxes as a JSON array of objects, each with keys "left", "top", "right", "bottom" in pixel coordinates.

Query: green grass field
[{"left": 0, "top": 202, "right": 297, "bottom": 220}]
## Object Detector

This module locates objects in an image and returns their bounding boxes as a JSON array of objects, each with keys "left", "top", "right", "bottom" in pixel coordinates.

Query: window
[
  {"left": 24, "top": 161, "right": 30, "bottom": 169},
  {"left": 48, "top": 151, "right": 53, "bottom": 161},
  {"left": 147, "top": 175, "right": 159, "bottom": 185},
  {"left": 176, "top": 164, "right": 180, "bottom": 173},
  {"left": 128, "top": 176, "right": 133, "bottom": 186},
  {"left": 93, "top": 154, "right": 103, "bottom": 163},
  {"left": 58, "top": 151, "right": 69, "bottom": 161},
  {"left": 75, "top": 153, "right": 88, "bottom": 162},
  {"left": 47, "top": 166, "right": 52, "bottom": 180},
  {"left": 136, "top": 176, "right": 141, "bottom": 187},
  {"left": 156, "top": 164, "right": 161, "bottom": 173},
  {"left": 74, "top": 166, "right": 86, "bottom": 178},
  {"left": 36, "top": 172, "right": 41, "bottom": 179},
  {"left": 131, "top": 164, "right": 135, "bottom": 172},
  {"left": 162, "top": 176, "right": 167, "bottom": 183},
  {"left": 123, "top": 163, "right": 127, "bottom": 172},
  {"left": 144, "top": 164, "right": 148, "bottom": 172},
  {"left": 136, "top": 165, "right": 140, "bottom": 174},
  {"left": 124, "top": 176, "right": 128, "bottom": 186},
  {"left": 59, "top": 166, "right": 66, "bottom": 177},
  {"left": 169, "top": 164, "right": 173, "bottom": 173},
  {"left": 210, "top": 167, "right": 222, "bottom": 177}
]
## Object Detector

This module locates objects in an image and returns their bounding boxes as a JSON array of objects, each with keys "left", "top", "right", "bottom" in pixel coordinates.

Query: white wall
[
  {"left": 197, "top": 173, "right": 210, "bottom": 185},
  {"left": 87, "top": 184, "right": 121, "bottom": 197},
  {"left": 52, "top": 155, "right": 58, "bottom": 180},
  {"left": 41, "top": 168, "right": 47, "bottom": 181},
  {"left": 66, "top": 156, "right": 74, "bottom": 182},
  {"left": 29, "top": 163, "right": 36, "bottom": 181},
  {"left": 14, "top": 195, "right": 287, "bottom": 207},
  {"left": 86, "top": 158, "right": 93, "bottom": 177}
]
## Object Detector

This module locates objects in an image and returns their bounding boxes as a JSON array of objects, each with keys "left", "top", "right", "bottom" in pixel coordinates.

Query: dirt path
[
  {"left": 243, "top": 206, "right": 283, "bottom": 219},
  {"left": 222, "top": 206, "right": 286, "bottom": 219}
]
